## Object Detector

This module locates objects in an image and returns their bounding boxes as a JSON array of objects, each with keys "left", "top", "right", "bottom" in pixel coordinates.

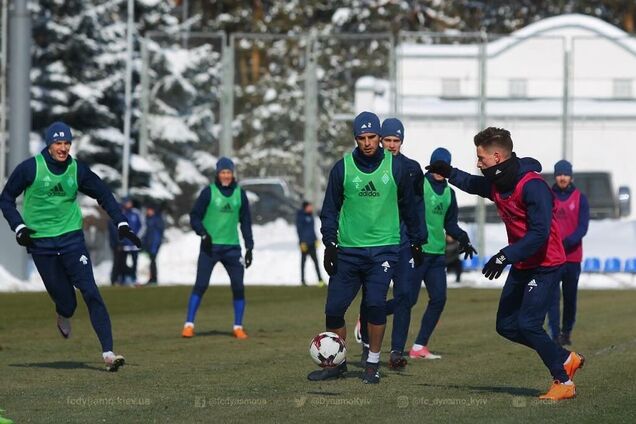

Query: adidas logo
[
  {"left": 53, "top": 131, "right": 65, "bottom": 137},
  {"left": 43, "top": 175, "right": 52, "bottom": 182},
  {"left": 360, "top": 121, "right": 372, "bottom": 130},
  {"left": 433, "top": 203, "right": 445, "bottom": 214},
  {"left": 79, "top": 255, "right": 88, "bottom": 265},
  {"left": 220, "top": 203, "right": 232, "bottom": 212},
  {"left": 359, "top": 181, "right": 380, "bottom": 197},
  {"left": 352, "top": 176, "right": 362, "bottom": 183},
  {"left": 527, "top": 279, "right": 537, "bottom": 291},
  {"left": 397, "top": 129, "right": 402, "bottom": 134},
  {"left": 495, "top": 169, "right": 502, "bottom": 175},
  {"left": 47, "top": 182, "right": 66, "bottom": 197}
]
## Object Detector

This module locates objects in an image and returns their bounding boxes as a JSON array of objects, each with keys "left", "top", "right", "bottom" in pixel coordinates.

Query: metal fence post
[
  {"left": 138, "top": 36, "right": 149, "bottom": 158},
  {"left": 303, "top": 34, "right": 319, "bottom": 207},
  {"left": 475, "top": 30, "right": 488, "bottom": 256},
  {"left": 0, "top": 0, "right": 7, "bottom": 186},
  {"left": 220, "top": 34, "right": 234, "bottom": 158},
  {"left": 121, "top": 0, "right": 134, "bottom": 196},
  {"left": 562, "top": 37, "right": 571, "bottom": 161},
  {"left": 4, "top": 0, "right": 31, "bottom": 280}
]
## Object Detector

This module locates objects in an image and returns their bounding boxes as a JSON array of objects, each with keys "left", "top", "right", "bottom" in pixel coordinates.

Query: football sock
[
  {"left": 186, "top": 294, "right": 202, "bottom": 323},
  {"left": 563, "top": 380, "right": 574, "bottom": 385},
  {"left": 233, "top": 299, "right": 246, "bottom": 326},
  {"left": 413, "top": 343, "right": 424, "bottom": 350},
  {"left": 367, "top": 351, "right": 380, "bottom": 364}
]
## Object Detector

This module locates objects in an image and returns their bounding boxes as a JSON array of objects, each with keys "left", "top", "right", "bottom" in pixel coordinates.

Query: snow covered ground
[{"left": 1, "top": 218, "right": 636, "bottom": 292}]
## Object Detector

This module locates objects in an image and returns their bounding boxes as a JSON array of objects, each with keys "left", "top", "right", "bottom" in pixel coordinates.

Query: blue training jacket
[
  {"left": 296, "top": 210, "right": 318, "bottom": 244},
  {"left": 552, "top": 183, "right": 590, "bottom": 249},
  {"left": 320, "top": 147, "right": 425, "bottom": 247},
  {"left": 142, "top": 212, "right": 165, "bottom": 255},
  {"left": 189, "top": 179, "right": 254, "bottom": 250},
  {"left": 0, "top": 147, "right": 127, "bottom": 255},
  {"left": 448, "top": 156, "right": 553, "bottom": 264}
]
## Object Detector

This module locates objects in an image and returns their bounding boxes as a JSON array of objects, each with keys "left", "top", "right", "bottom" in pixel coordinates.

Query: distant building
[{"left": 356, "top": 14, "right": 636, "bottom": 213}]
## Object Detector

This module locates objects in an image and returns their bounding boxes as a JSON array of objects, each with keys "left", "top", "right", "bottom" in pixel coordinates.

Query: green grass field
[{"left": 1, "top": 285, "right": 635, "bottom": 423}]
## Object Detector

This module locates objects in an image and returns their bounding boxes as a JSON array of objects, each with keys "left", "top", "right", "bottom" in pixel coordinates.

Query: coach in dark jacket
[{"left": 296, "top": 201, "right": 324, "bottom": 286}]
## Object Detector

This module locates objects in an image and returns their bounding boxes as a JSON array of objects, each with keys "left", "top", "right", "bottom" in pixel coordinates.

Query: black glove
[
  {"left": 245, "top": 249, "right": 253, "bottom": 269},
  {"left": 323, "top": 242, "right": 338, "bottom": 276},
  {"left": 118, "top": 224, "right": 142, "bottom": 248},
  {"left": 201, "top": 232, "right": 213, "bottom": 252},
  {"left": 425, "top": 160, "right": 453, "bottom": 178},
  {"left": 482, "top": 250, "right": 510, "bottom": 280},
  {"left": 458, "top": 239, "right": 478, "bottom": 260},
  {"left": 16, "top": 227, "right": 36, "bottom": 247},
  {"left": 410, "top": 244, "right": 423, "bottom": 268}
]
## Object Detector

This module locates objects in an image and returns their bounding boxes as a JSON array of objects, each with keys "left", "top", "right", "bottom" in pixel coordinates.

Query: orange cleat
[
  {"left": 539, "top": 381, "right": 576, "bottom": 400},
  {"left": 182, "top": 323, "right": 194, "bottom": 338},
  {"left": 233, "top": 327, "right": 248, "bottom": 339},
  {"left": 564, "top": 351, "right": 585, "bottom": 380}
]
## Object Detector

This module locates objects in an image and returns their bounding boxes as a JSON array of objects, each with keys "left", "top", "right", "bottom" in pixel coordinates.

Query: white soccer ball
[{"left": 309, "top": 331, "right": 347, "bottom": 368}]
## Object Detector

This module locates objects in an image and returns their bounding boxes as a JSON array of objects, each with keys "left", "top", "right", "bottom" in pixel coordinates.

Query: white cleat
[
  {"left": 56, "top": 315, "right": 71, "bottom": 339},
  {"left": 103, "top": 352, "right": 126, "bottom": 372}
]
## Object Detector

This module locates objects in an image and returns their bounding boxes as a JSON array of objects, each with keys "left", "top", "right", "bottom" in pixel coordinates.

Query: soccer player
[
  {"left": 547, "top": 160, "right": 589, "bottom": 345},
  {"left": 407, "top": 147, "right": 476, "bottom": 361},
  {"left": 0, "top": 121, "right": 140, "bottom": 371},
  {"left": 182, "top": 157, "right": 254, "bottom": 339},
  {"left": 296, "top": 201, "right": 325, "bottom": 287},
  {"left": 142, "top": 204, "right": 165, "bottom": 285},
  {"left": 307, "top": 111, "right": 424, "bottom": 384},
  {"left": 120, "top": 197, "right": 142, "bottom": 284},
  {"left": 356, "top": 117, "right": 428, "bottom": 369},
  {"left": 427, "top": 127, "right": 584, "bottom": 400}
]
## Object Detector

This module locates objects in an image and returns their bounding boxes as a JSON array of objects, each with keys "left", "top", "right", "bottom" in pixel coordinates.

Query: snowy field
[{"left": 1, "top": 218, "right": 636, "bottom": 292}]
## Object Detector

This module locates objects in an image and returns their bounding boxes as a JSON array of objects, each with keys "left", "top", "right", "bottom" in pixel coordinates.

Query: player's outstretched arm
[{"left": 447, "top": 167, "right": 492, "bottom": 199}]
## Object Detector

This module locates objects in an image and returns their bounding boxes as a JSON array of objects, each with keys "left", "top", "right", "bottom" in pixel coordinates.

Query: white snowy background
[{"left": 1, "top": 218, "right": 635, "bottom": 292}]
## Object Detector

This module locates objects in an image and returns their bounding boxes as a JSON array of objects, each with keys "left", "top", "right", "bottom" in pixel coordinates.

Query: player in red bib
[
  {"left": 547, "top": 160, "right": 589, "bottom": 346},
  {"left": 427, "top": 127, "right": 585, "bottom": 401}
]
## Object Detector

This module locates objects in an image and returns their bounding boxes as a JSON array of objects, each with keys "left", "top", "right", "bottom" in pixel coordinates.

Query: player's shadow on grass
[
  {"left": 195, "top": 330, "right": 234, "bottom": 337},
  {"left": 417, "top": 383, "right": 541, "bottom": 397},
  {"left": 9, "top": 361, "right": 103, "bottom": 371}
]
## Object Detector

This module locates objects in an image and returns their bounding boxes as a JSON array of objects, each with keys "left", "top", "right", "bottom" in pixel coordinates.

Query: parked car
[{"left": 239, "top": 177, "right": 300, "bottom": 224}]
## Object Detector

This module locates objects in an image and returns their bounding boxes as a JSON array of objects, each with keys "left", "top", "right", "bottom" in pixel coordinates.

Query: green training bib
[
  {"left": 337, "top": 151, "right": 400, "bottom": 247},
  {"left": 422, "top": 177, "right": 451, "bottom": 254},
  {"left": 23, "top": 153, "right": 83, "bottom": 238},
  {"left": 202, "top": 184, "right": 242, "bottom": 245}
]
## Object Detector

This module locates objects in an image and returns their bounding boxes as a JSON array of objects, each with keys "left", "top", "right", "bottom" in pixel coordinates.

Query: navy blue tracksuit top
[
  {"left": 189, "top": 179, "right": 254, "bottom": 250},
  {"left": 320, "top": 147, "right": 425, "bottom": 247},
  {"left": 552, "top": 183, "right": 589, "bottom": 250},
  {"left": 448, "top": 156, "right": 553, "bottom": 264},
  {"left": 0, "top": 148, "right": 127, "bottom": 255}
]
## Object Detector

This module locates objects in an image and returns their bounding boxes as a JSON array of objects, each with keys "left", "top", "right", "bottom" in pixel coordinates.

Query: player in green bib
[
  {"left": 0, "top": 121, "right": 141, "bottom": 372},
  {"left": 182, "top": 157, "right": 254, "bottom": 340},
  {"left": 307, "top": 112, "right": 425, "bottom": 384},
  {"left": 407, "top": 148, "right": 476, "bottom": 360}
]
